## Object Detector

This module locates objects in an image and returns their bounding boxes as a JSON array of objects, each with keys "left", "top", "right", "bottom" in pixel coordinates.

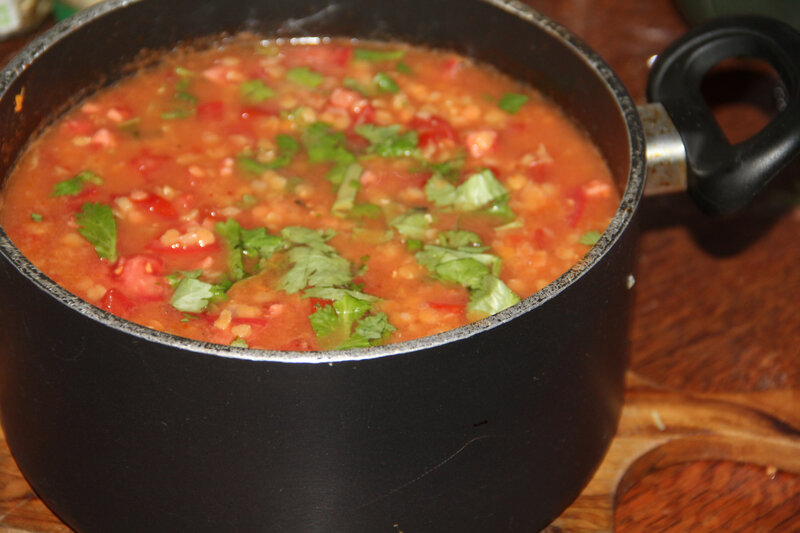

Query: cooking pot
[{"left": 1, "top": 1, "right": 799, "bottom": 531}]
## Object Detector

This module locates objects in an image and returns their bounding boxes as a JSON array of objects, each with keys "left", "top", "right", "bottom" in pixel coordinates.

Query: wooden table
[{"left": 1, "top": 1, "right": 798, "bottom": 531}]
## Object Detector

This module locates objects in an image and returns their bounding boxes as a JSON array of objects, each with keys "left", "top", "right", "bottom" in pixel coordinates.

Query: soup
[{"left": 0, "top": 37, "right": 618, "bottom": 350}]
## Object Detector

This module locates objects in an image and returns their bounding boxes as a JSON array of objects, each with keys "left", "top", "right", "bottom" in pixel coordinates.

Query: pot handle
[{"left": 647, "top": 16, "right": 800, "bottom": 214}]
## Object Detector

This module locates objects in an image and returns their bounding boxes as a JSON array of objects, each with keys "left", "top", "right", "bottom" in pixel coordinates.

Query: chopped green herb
[
  {"left": 281, "top": 225, "right": 337, "bottom": 249},
  {"left": 424, "top": 174, "right": 457, "bottom": 207},
  {"left": 579, "top": 230, "right": 602, "bottom": 246},
  {"left": 237, "top": 134, "right": 301, "bottom": 173},
  {"left": 331, "top": 163, "right": 363, "bottom": 216},
  {"left": 302, "top": 122, "right": 356, "bottom": 164},
  {"left": 30, "top": 212, "right": 43, "bottom": 222},
  {"left": 424, "top": 153, "right": 466, "bottom": 182},
  {"left": 166, "top": 269, "right": 203, "bottom": 289},
  {"left": 406, "top": 238, "right": 423, "bottom": 252},
  {"left": 303, "top": 286, "right": 379, "bottom": 303},
  {"left": 342, "top": 77, "right": 373, "bottom": 96},
  {"left": 241, "top": 227, "right": 285, "bottom": 259},
  {"left": 239, "top": 194, "right": 258, "bottom": 208},
  {"left": 117, "top": 117, "right": 141, "bottom": 138},
  {"left": 354, "top": 124, "right": 418, "bottom": 158},
  {"left": 435, "top": 257, "right": 490, "bottom": 290},
  {"left": 390, "top": 210, "right": 431, "bottom": 240},
  {"left": 230, "top": 337, "right": 249, "bottom": 348},
  {"left": 51, "top": 170, "right": 103, "bottom": 197},
  {"left": 170, "top": 277, "right": 217, "bottom": 313},
  {"left": 354, "top": 48, "right": 406, "bottom": 61},
  {"left": 161, "top": 108, "right": 195, "bottom": 120},
  {"left": 240, "top": 79, "right": 276, "bottom": 103},
  {"left": 340, "top": 312, "right": 395, "bottom": 349},
  {"left": 453, "top": 169, "right": 509, "bottom": 211},
  {"left": 437, "top": 230, "right": 483, "bottom": 249},
  {"left": 174, "top": 66, "right": 196, "bottom": 78},
  {"left": 416, "top": 244, "right": 502, "bottom": 277},
  {"left": 215, "top": 219, "right": 285, "bottom": 281},
  {"left": 498, "top": 93, "right": 529, "bottom": 114},
  {"left": 279, "top": 242, "right": 352, "bottom": 294},
  {"left": 373, "top": 72, "right": 399, "bottom": 93},
  {"left": 215, "top": 219, "right": 247, "bottom": 281},
  {"left": 75, "top": 202, "right": 117, "bottom": 262},
  {"left": 287, "top": 67, "right": 325, "bottom": 89},
  {"left": 348, "top": 203, "right": 382, "bottom": 219},
  {"left": 395, "top": 61, "right": 413, "bottom": 74},
  {"left": 467, "top": 274, "right": 520, "bottom": 315}
]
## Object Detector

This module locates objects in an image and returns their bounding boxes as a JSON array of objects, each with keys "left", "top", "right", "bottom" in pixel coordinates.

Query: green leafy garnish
[
  {"left": 424, "top": 174, "right": 457, "bottom": 207},
  {"left": 395, "top": 61, "right": 413, "bottom": 75},
  {"left": 309, "top": 294, "right": 394, "bottom": 349},
  {"left": 237, "top": 134, "right": 301, "bottom": 173},
  {"left": 416, "top": 245, "right": 501, "bottom": 277},
  {"left": 230, "top": 337, "right": 249, "bottom": 348},
  {"left": 117, "top": 117, "right": 141, "bottom": 138},
  {"left": 354, "top": 124, "right": 418, "bottom": 158},
  {"left": 161, "top": 108, "right": 195, "bottom": 120},
  {"left": 354, "top": 48, "right": 406, "bottom": 61},
  {"left": 51, "top": 170, "right": 103, "bottom": 197},
  {"left": 349, "top": 203, "right": 382, "bottom": 219},
  {"left": 331, "top": 163, "right": 363, "bottom": 216},
  {"left": 423, "top": 153, "right": 466, "bottom": 182},
  {"left": 453, "top": 169, "right": 509, "bottom": 211},
  {"left": 215, "top": 219, "right": 285, "bottom": 281},
  {"left": 280, "top": 245, "right": 353, "bottom": 294},
  {"left": 389, "top": 210, "right": 431, "bottom": 240},
  {"left": 286, "top": 67, "right": 325, "bottom": 89},
  {"left": 240, "top": 79, "right": 276, "bottom": 103},
  {"left": 302, "top": 122, "right": 355, "bottom": 164},
  {"left": 579, "top": 231, "right": 602, "bottom": 246},
  {"left": 215, "top": 219, "right": 247, "bottom": 281},
  {"left": 437, "top": 230, "right": 484, "bottom": 249},
  {"left": 373, "top": 72, "right": 399, "bottom": 93},
  {"left": 174, "top": 66, "right": 196, "bottom": 77},
  {"left": 342, "top": 77, "right": 373, "bottom": 96},
  {"left": 467, "top": 274, "right": 520, "bottom": 315},
  {"left": 162, "top": 71, "right": 197, "bottom": 119},
  {"left": 498, "top": 93, "right": 529, "bottom": 114},
  {"left": 75, "top": 202, "right": 117, "bottom": 262},
  {"left": 281, "top": 225, "right": 337, "bottom": 248},
  {"left": 170, "top": 278, "right": 217, "bottom": 313},
  {"left": 303, "top": 286, "right": 379, "bottom": 303},
  {"left": 30, "top": 212, "right": 43, "bottom": 222},
  {"left": 435, "top": 257, "right": 490, "bottom": 289}
]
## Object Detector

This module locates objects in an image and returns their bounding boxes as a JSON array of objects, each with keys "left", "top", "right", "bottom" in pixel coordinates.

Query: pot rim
[{"left": 0, "top": 0, "right": 646, "bottom": 364}]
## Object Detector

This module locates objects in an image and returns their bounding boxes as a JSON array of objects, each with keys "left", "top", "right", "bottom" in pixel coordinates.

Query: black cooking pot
[{"left": 1, "top": 1, "right": 799, "bottom": 532}]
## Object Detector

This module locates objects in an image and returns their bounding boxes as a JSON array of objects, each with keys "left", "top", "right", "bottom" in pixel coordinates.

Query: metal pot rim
[{"left": 0, "top": 0, "right": 646, "bottom": 364}]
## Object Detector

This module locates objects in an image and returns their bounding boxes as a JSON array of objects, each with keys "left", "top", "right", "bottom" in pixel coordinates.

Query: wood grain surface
[{"left": 1, "top": 0, "right": 799, "bottom": 531}]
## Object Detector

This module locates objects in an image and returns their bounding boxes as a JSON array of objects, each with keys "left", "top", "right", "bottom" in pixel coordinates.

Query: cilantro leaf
[
  {"left": 342, "top": 77, "right": 373, "bottom": 96},
  {"left": 240, "top": 79, "right": 275, "bottom": 103},
  {"left": 303, "top": 286, "right": 379, "bottom": 303},
  {"left": 354, "top": 124, "right": 418, "bottom": 158},
  {"left": 230, "top": 337, "right": 249, "bottom": 348},
  {"left": 238, "top": 134, "right": 301, "bottom": 173},
  {"left": 373, "top": 72, "right": 399, "bottom": 93},
  {"left": 354, "top": 49, "right": 406, "bottom": 61},
  {"left": 331, "top": 163, "right": 363, "bottom": 216},
  {"left": 437, "top": 230, "right": 484, "bottom": 248},
  {"left": 281, "top": 226, "right": 337, "bottom": 249},
  {"left": 75, "top": 202, "right": 117, "bottom": 262},
  {"left": 424, "top": 173, "right": 457, "bottom": 207},
  {"left": 215, "top": 219, "right": 246, "bottom": 281},
  {"left": 435, "top": 257, "right": 490, "bottom": 290},
  {"left": 52, "top": 170, "right": 103, "bottom": 197},
  {"left": 453, "top": 169, "right": 509, "bottom": 211},
  {"left": 467, "top": 274, "right": 520, "bottom": 315},
  {"left": 353, "top": 312, "right": 395, "bottom": 342},
  {"left": 241, "top": 227, "right": 285, "bottom": 258},
  {"left": 280, "top": 245, "right": 352, "bottom": 294},
  {"left": 349, "top": 202, "right": 382, "bottom": 219},
  {"left": 390, "top": 210, "right": 431, "bottom": 240},
  {"left": 579, "top": 231, "right": 602, "bottom": 246},
  {"left": 287, "top": 67, "right": 325, "bottom": 89},
  {"left": 170, "top": 277, "right": 217, "bottom": 313},
  {"left": 302, "top": 122, "right": 355, "bottom": 164},
  {"left": 498, "top": 93, "right": 529, "bottom": 114},
  {"left": 416, "top": 244, "right": 502, "bottom": 277},
  {"left": 395, "top": 61, "right": 413, "bottom": 75}
]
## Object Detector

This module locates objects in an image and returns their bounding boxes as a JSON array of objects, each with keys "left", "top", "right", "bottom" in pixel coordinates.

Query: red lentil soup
[{"left": 0, "top": 37, "right": 619, "bottom": 351}]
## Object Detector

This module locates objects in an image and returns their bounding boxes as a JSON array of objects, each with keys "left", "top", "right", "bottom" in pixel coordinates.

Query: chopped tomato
[
  {"left": 428, "top": 301, "right": 466, "bottom": 315},
  {"left": 131, "top": 193, "right": 178, "bottom": 219},
  {"left": 100, "top": 288, "right": 135, "bottom": 317},
  {"left": 113, "top": 255, "right": 167, "bottom": 300},
  {"left": 410, "top": 116, "right": 458, "bottom": 149},
  {"left": 239, "top": 105, "right": 278, "bottom": 120},
  {"left": 283, "top": 45, "right": 353, "bottom": 74},
  {"left": 62, "top": 117, "right": 95, "bottom": 136},
  {"left": 197, "top": 101, "right": 224, "bottom": 120},
  {"left": 130, "top": 151, "right": 169, "bottom": 178},
  {"left": 566, "top": 186, "right": 586, "bottom": 228}
]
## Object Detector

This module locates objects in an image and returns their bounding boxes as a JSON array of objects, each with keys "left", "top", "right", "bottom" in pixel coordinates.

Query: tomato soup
[{"left": 0, "top": 37, "right": 619, "bottom": 351}]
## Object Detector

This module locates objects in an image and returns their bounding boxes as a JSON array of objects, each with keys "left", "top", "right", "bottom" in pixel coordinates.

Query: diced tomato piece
[
  {"left": 239, "top": 105, "right": 278, "bottom": 120},
  {"left": 526, "top": 163, "right": 552, "bottom": 183},
  {"left": 101, "top": 288, "right": 135, "bottom": 317},
  {"left": 62, "top": 117, "right": 95, "bottom": 135},
  {"left": 114, "top": 255, "right": 167, "bottom": 301},
  {"left": 131, "top": 193, "right": 178, "bottom": 219},
  {"left": 353, "top": 102, "right": 376, "bottom": 127},
  {"left": 428, "top": 301, "right": 466, "bottom": 315},
  {"left": 465, "top": 129, "right": 498, "bottom": 158},
  {"left": 410, "top": 116, "right": 459, "bottom": 149},
  {"left": 441, "top": 57, "right": 464, "bottom": 78},
  {"left": 197, "top": 101, "right": 224, "bottom": 120},
  {"left": 566, "top": 186, "right": 586, "bottom": 228},
  {"left": 130, "top": 151, "right": 169, "bottom": 178}
]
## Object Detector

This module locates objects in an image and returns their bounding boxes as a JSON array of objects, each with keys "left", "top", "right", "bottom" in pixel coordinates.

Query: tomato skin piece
[
  {"left": 566, "top": 186, "right": 587, "bottom": 228},
  {"left": 100, "top": 288, "right": 135, "bottom": 317},
  {"left": 284, "top": 45, "right": 353, "bottom": 73},
  {"left": 410, "top": 116, "right": 458, "bottom": 149},
  {"left": 114, "top": 255, "right": 167, "bottom": 301},
  {"left": 130, "top": 151, "right": 169, "bottom": 178},
  {"left": 131, "top": 193, "right": 178, "bottom": 219},
  {"left": 197, "top": 101, "right": 224, "bottom": 120},
  {"left": 427, "top": 301, "right": 466, "bottom": 315}
]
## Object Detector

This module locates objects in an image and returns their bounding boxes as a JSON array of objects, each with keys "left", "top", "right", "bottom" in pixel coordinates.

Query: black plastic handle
[{"left": 647, "top": 16, "right": 800, "bottom": 214}]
